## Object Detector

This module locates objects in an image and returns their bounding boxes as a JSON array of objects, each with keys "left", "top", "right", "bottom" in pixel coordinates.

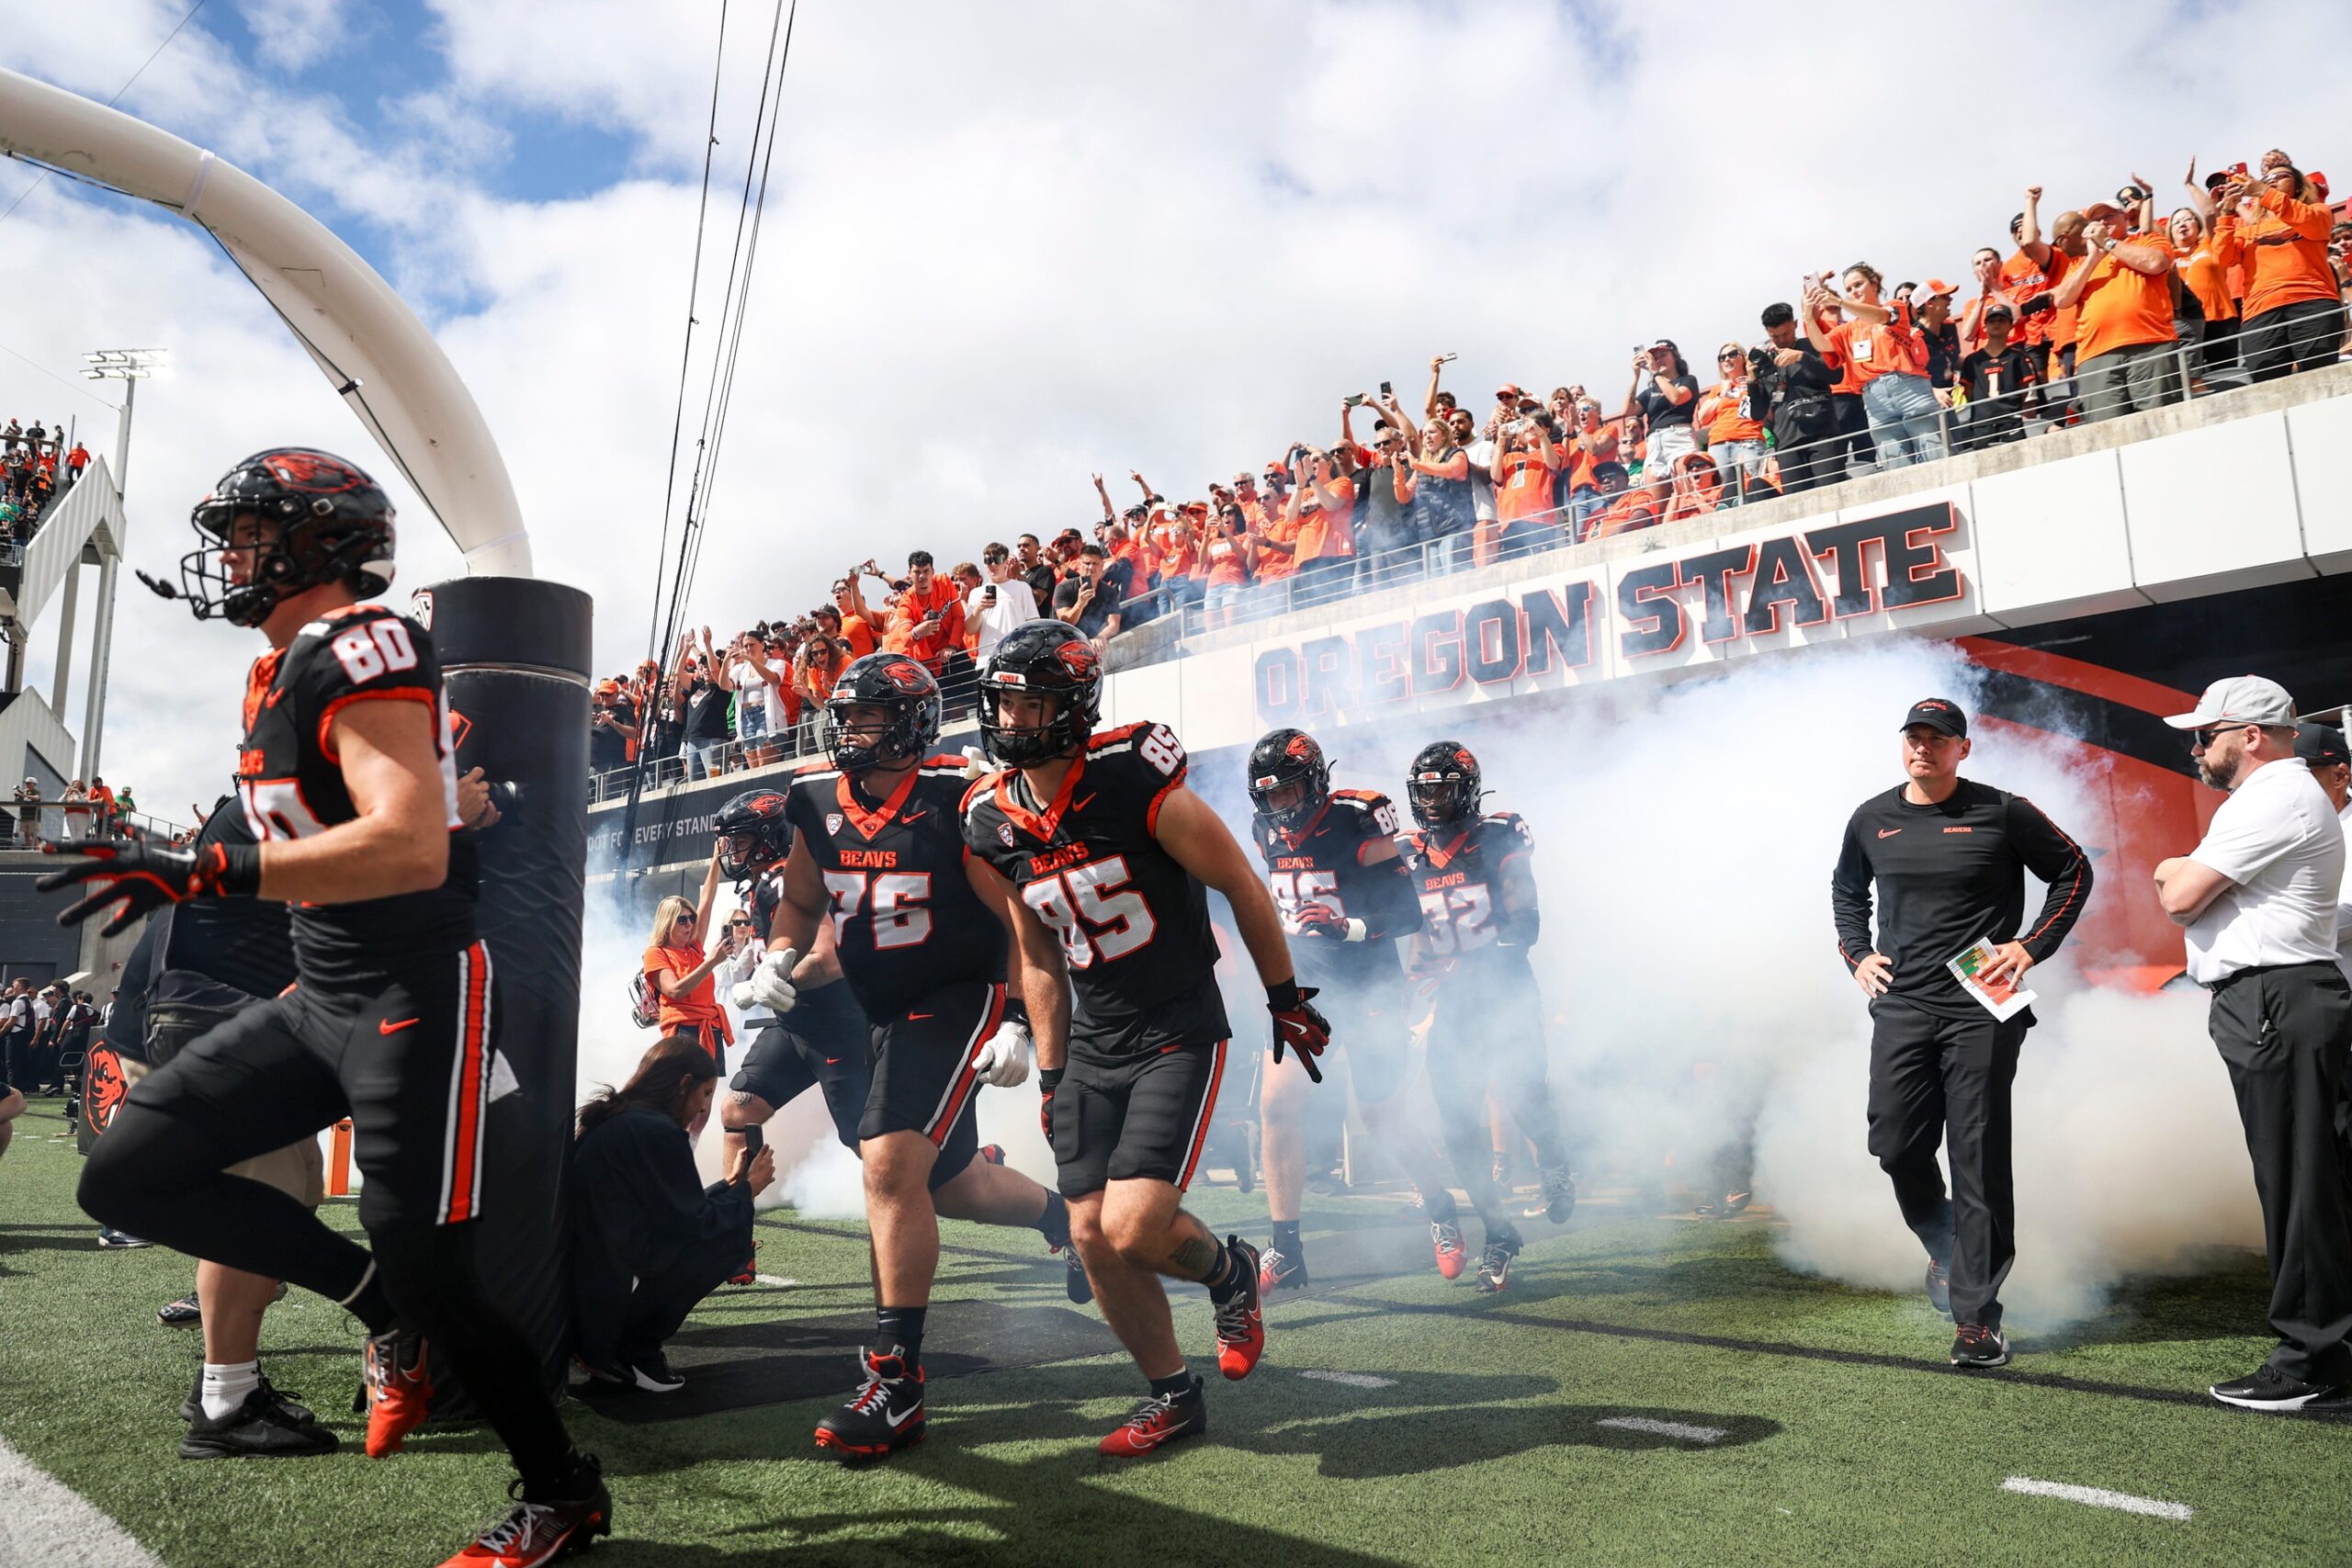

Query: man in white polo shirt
[
  {"left": 2154, "top": 675, "right": 2352, "bottom": 1412},
  {"left": 2294, "top": 720, "right": 2351, "bottom": 985}
]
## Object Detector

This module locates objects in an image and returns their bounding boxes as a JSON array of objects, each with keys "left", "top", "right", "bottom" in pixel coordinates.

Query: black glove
[
  {"left": 1037, "top": 1066, "right": 1062, "bottom": 1145},
  {"left": 1266, "top": 978, "right": 1329, "bottom": 1084},
  {"left": 38, "top": 840, "right": 261, "bottom": 936}
]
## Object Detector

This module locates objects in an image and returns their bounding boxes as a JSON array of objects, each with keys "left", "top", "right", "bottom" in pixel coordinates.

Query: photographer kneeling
[{"left": 572, "top": 1036, "right": 775, "bottom": 1393}]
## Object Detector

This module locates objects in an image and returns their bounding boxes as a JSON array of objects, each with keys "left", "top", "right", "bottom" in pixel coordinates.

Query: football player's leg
[
  {"left": 342, "top": 951, "right": 582, "bottom": 1495},
  {"left": 1346, "top": 1012, "right": 1465, "bottom": 1275},
  {"left": 79, "top": 997, "right": 370, "bottom": 1304},
  {"left": 1088, "top": 1179, "right": 1189, "bottom": 1372},
  {"left": 1257, "top": 1043, "right": 1315, "bottom": 1286},
  {"left": 720, "top": 1021, "right": 810, "bottom": 1165},
  {"left": 1426, "top": 1021, "right": 1514, "bottom": 1241},
  {"left": 1490, "top": 991, "right": 1575, "bottom": 1224}
]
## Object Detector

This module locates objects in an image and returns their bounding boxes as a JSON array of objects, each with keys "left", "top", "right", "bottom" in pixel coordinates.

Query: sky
[{"left": 4, "top": 0, "right": 2349, "bottom": 819}]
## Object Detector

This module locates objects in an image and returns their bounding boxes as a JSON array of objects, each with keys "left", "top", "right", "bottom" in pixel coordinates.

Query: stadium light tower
[{"left": 77, "top": 346, "right": 168, "bottom": 777}]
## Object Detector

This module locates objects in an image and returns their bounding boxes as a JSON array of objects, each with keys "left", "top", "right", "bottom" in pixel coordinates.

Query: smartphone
[
  {"left": 741, "top": 1123, "right": 763, "bottom": 1154},
  {"left": 1436, "top": 353, "right": 1458, "bottom": 364},
  {"left": 1379, "top": 380, "right": 1393, "bottom": 396},
  {"left": 1343, "top": 393, "right": 1366, "bottom": 407}
]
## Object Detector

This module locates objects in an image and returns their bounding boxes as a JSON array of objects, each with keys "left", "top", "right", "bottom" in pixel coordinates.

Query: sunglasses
[{"left": 2188, "top": 724, "right": 2245, "bottom": 751}]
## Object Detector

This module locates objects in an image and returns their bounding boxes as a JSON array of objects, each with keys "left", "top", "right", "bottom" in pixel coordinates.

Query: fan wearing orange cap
[{"left": 591, "top": 678, "right": 641, "bottom": 774}]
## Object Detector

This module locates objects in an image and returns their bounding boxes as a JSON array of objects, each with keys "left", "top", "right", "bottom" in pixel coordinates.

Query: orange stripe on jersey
[
  {"left": 1176, "top": 1040, "right": 1227, "bottom": 1191},
  {"left": 993, "top": 754, "right": 1088, "bottom": 843},
  {"left": 443, "top": 942, "right": 491, "bottom": 1224},
  {"left": 834, "top": 765, "right": 922, "bottom": 841}
]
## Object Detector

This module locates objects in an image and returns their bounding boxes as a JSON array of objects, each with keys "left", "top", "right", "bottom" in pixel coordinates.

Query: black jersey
[
  {"left": 1403, "top": 811, "right": 1537, "bottom": 980},
  {"left": 963, "top": 720, "right": 1227, "bottom": 1062},
  {"left": 786, "top": 756, "right": 1006, "bottom": 1021},
  {"left": 1253, "top": 789, "right": 1420, "bottom": 987},
  {"left": 156, "top": 795, "right": 297, "bottom": 1006},
  {"left": 233, "top": 603, "right": 475, "bottom": 988}
]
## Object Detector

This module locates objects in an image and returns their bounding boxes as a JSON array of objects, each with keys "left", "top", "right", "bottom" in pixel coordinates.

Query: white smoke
[{"left": 1305, "top": 637, "right": 2263, "bottom": 1330}]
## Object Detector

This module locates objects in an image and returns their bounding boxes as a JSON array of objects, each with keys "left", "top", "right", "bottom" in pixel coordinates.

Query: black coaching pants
[
  {"left": 2207, "top": 962, "right": 2352, "bottom": 1385},
  {"left": 1865, "top": 998, "right": 2027, "bottom": 1331}
]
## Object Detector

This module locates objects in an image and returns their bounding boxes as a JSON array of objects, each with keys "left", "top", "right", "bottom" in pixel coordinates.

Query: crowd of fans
[
  {"left": 599, "top": 144, "right": 2352, "bottom": 791},
  {"left": 1, "top": 418, "right": 89, "bottom": 548},
  {"left": 8, "top": 776, "right": 156, "bottom": 850}
]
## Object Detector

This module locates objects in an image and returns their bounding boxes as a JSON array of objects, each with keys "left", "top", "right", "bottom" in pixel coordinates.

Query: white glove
[
  {"left": 970, "top": 1016, "right": 1032, "bottom": 1089},
  {"left": 960, "top": 744, "right": 992, "bottom": 780},
  {"left": 747, "top": 948, "right": 800, "bottom": 1014},
  {"left": 729, "top": 979, "right": 758, "bottom": 1011}
]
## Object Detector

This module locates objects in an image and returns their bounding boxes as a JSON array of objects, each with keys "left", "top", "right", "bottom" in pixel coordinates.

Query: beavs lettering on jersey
[
  {"left": 1421, "top": 869, "right": 1470, "bottom": 890},
  {"left": 1252, "top": 501, "right": 1966, "bottom": 725},
  {"left": 838, "top": 848, "right": 899, "bottom": 868},
  {"left": 1272, "top": 854, "right": 1320, "bottom": 872},
  {"left": 1026, "top": 841, "right": 1091, "bottom": 878}
]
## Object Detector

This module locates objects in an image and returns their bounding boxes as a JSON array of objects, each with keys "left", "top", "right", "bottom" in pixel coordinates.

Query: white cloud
[
  {"left": 5, "top": 0, "right": 2351, "bottom": 820},
  {"left": 240, "top": 0, "right": 353, "bottom": 73}
]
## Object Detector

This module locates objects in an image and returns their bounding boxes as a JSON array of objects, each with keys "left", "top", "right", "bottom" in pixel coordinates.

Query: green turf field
[{"left": 2, "top": 1092, "right": 2345, "bottom": 1567}]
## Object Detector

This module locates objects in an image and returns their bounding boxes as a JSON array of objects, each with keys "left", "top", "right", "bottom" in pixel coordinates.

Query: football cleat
[
  {"left": 1099, "top": 1375, "right": 1207, "bottom": 1457},
  {"left": 158, "top": 1292, "right": 202, "bottom": 1327},
  {"left": 1431, "top": 1220, "right": 1468, "bottom": 1280},
  {"left": 1213, "top": 1237, "right": 1266, "bottom": 1381},
  {"left": 1473, "top": 1234, "right": 1521, "bottom": 1295},
  {"left": 1925, "top": 1258, "right": 1952, "bottom": 1318},
  {"left": 814, "top": 1348, "right": 926, "bottom": 1461},
  {"left": 439, "top": 1457, "right": 612, "bottom": 1567},
  {"left": 978, "top": 1143, "right": 1006, "bottom": 1165},
  {"left": 1539, "top": 1168, "right": 1577, "bottom": 1225},
  {"left": 1257, "top": 1245, "right": 1308, "bottom": 1295},
  {"left": 727, "top": 1240, "right": 759, "bottom": 1288},
  {"left": 1950, "top": 1325, "right": 2008, "bottom": 1369},
  {"left": 620, "top": 1350, "right": 684, "bottom": 1393},
  {"left": 179, "top": 1383, "right": 338, "bottom": 1460},
  {"left": 1061, "top": 1246, "right": 1094, "bottom": 1306},
  {"left": 180, "top": 1372, "right": 321, "bottom": 1429},
  {"left": 363, "top": 1325, "right": 434, "bottom": 1458}
]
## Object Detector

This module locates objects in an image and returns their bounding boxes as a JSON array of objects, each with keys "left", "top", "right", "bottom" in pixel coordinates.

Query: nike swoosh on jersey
[
  {"left": 1074, "top": 793, "right": 1096, "bottom": 811},
  {"left": 378, "top": 1017, "right": 421, "bottom": 1034},
  {"left": 1877, "top": 829, "right": 1902, "bottom": 839},
  {"left": 907, "top": 1012, "right": 933, "bottom": 1021}
]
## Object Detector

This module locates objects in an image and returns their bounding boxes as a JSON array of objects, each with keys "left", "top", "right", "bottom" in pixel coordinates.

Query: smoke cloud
[{"left": 1290, "top": 637, "right": 2262, "bottom": 1330}]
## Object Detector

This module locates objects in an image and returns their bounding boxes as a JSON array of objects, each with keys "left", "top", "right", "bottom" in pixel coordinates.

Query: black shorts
[
  {"left": 730, "top": 981, "right": 870, "bottom": 1150},
  {"left": 122, "top": 941, "right": 498, "bottom": 1232},
  {"left": 862, "top": 979, "right": 1004, "bottom": 1192},
  {"left": 1303, "top": 967, "right": 1408, "bottom": 1104},
  {"left": 1051, "top": 1040, "right": 1227, "bottom": 1200}
]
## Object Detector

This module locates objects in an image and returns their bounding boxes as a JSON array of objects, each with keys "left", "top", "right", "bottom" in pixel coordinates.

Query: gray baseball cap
[{"left": 2164, "top": 675, "right": 2297, "bottom": 729}]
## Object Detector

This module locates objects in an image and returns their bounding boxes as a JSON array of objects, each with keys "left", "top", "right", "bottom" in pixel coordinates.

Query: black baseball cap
[
  {"left": 1901, "top": 698, "right": 1968, "bottom": 738},
  {"left": 2293, "top": 720, "right": 2348, "bottom": 768}
]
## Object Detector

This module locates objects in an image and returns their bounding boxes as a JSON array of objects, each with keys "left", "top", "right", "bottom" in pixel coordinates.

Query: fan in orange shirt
[
  {"left": 1583, "top": 462, "right": 1657, "bottom": 539},
  {"left": 2213, "top": 163, "right": 2346, "bottom": 380},
  {"left": 888, "top": 550, "right": 965, "bottom": 675},
  {"left": 2052, "top": 204, "right": 2182, "bottom": 423},
  {"left": 1287, "top": 448, "right": 1355, "bottom": 608}
]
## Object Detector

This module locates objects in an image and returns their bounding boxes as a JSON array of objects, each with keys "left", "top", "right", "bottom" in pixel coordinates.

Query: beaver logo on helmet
[
  {"left": 261, "top": 450, "right": 369, "bottom": 493},
  {"left": 1408, "top": 739, "right": 1485, "bottom": 830},
  {"left": 1248, "top": 727, "right": 1331, "bottom": 835},
  {"left": 177, "top": 446, "right": 398, "bottom": 628},
  {"left": 1055, "top": 641, "right": 1101, "bottom": 680},
  {"left": 824, "top": 652, "right": 944, "bottom": 773},
  {"left": 714, "top": 788, "right": 796, "bottom": 882}
]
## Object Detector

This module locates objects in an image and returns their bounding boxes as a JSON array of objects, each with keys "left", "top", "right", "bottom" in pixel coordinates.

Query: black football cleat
[
  {"left": 1950, "top": 1325, "right": 2008, "bottom": 1368},
  {"left": 158, "top": 1292, "right": 202, "bottom": 1327},
  {"left": 1925, "top": 1258, "right": 1952, "bottom": 1318},
  {"left": 1061, "top": 1246, "right": 1094, "bottom": 1306},
  {"left": 1473, "top": 1231, "right": 1522, "bottom": 1295},
  {"left": 1539, "top": 1168, "right": 1577, "bottom": 1225},
  {"left": 814, "top": 1348, "right": 926, "bottom": 1461},
  {"left": 1098, "top": 1374, "right": 1207, "bottom": 1457}
]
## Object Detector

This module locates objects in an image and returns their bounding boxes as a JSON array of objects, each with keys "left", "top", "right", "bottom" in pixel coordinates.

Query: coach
[
  {"left": 1832, "top": 698, "right": 2092, "bottom": 1370},
  {"left": 2154, "top": 678, "right": 2352, "bottom": 1412},
  {"left": 2293, "top": 721, "right": 2351, "bottom": 985}
]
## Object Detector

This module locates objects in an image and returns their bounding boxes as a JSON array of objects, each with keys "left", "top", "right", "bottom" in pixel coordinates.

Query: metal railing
[
  {"left": 594, "top": 309, "right": 2348, "bottom": 804},
  {"left": 3, "top": 798, "right": 187, "bottom": 848}
]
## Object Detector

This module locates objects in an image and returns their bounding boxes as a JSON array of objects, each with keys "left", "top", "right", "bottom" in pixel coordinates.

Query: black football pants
[
  {"left": 1865, "top": 998, "right": 2026, "bottom": 1331},
  {"left": 1427, "top": 982, "right": 1566, "bottom": 1241},
  {"left": 2207, "top": 962, "right": 2352, "bottom": 1384}
]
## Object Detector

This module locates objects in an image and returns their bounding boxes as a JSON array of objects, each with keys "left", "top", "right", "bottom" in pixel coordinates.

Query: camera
[{"left": 1747, "top": 344, "right": 1776, "bottom": 373}]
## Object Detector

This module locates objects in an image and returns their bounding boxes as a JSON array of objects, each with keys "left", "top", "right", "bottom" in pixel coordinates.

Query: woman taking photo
[
  {"left": 1804, "top": 263, "right": 1945, "bottom": 470},
  {"left": 641, "top": 847, "right": 737, "bottom": 1072},
  {"left": 572, "top": 1036, "right": 775, "bottom": 1393}
]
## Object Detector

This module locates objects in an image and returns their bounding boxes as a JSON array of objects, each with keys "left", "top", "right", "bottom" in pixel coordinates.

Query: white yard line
[
  {"left": 1299, "top": 1371, "right": 1396, "bottom": 1389},
  {"left": 1598, "top": 1416, "right": 1727, "bottom": 1444},
  {"left": 2001, "top": 1477, "right": 2192, "bottom": 1522},
  {"left": 753, "top": 1274, "right": 797, "bottom": 1287},
  {"left": 0, "top": 1434, "right": 165, "bottom": 1567}
]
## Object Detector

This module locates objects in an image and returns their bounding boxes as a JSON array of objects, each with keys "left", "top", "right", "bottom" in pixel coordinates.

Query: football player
[
  {"left": 1246, "top": 728, "right": 1463, "bottom": 1290},
  {"left": 1400, "top": 740, "right": 1575, "bottom": 1295},
  {"left": 963, "top": 622, "right": 1329, "bottom": 1457},
  {"left": 51, "top": 450, "right": 607, "bottom": 1566},
  {"left": 754, "top": 651, "right": 1078, "bottom": 1461}
]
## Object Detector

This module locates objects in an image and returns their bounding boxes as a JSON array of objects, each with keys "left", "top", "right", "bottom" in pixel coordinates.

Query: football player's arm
[
  {"left": 1354, "top": 833, "right": 1424, "bottom": 941},
  {"left": 1496, "top": 850, "right": 1540, "bottom": 948},
  {"left": 256, "top": 698, "right": 448, "bottom": 904},
  {"left": 772, "top": 840, "right": 827, "bottom": 959},
  {"left": 1152, "top": 784, "right": 1295, "bottom": 988},
  {"left": 967, "top": 853, "right": 1069, "bottom": 1070}
]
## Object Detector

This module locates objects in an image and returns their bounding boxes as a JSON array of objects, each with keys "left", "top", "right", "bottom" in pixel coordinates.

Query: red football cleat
[
  {"left": 1431, "top": 1219, "right": 1468, "bottom": 1280},
  {"left": 1212, "top": 1236, "right": 1265, "bottom": 1382},
  {"left": 1099, "top": 1376, "right": 1206, "bottom": 1457},
  {"left": 363, "top": 1325, "right": 432, "bottom": 1458}
]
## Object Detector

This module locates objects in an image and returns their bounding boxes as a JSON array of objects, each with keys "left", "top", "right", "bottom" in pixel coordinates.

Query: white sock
[{"left": 200, "top": 1360, "right": 261, "bottom": 1422}]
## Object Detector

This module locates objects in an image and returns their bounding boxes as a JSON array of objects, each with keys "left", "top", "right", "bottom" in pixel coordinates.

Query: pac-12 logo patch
[
  {"left": 825, "top": 813, "right": 843, "bottom": 836},
  {"left": 999, "top": 821, "right": 1017, "bottom": 848}
]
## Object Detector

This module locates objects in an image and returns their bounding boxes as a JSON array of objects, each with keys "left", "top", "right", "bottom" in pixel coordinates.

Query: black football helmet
[
  {"left": 1247, "top": 728, "right": 1330, "bottom": 836},
  {"left": 823, "top": 652, "right": 943, "bottom": 772},
  {"left": 1407, "top": 739, "right": 1485, "bottom": 829},
  {"left": 713, "top": 788, "right": 794, "bottom": 883},
  {"left": 181, "top": 448, "right": 396, "bottom": 626},
  {"left": 978, "top": 621, "right": 1102, "bottom": 767}
]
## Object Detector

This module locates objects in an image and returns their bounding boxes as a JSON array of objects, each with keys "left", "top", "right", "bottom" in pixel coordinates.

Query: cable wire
[{"left": 0, "top": 0, "right": 212, "bottom": 230}]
